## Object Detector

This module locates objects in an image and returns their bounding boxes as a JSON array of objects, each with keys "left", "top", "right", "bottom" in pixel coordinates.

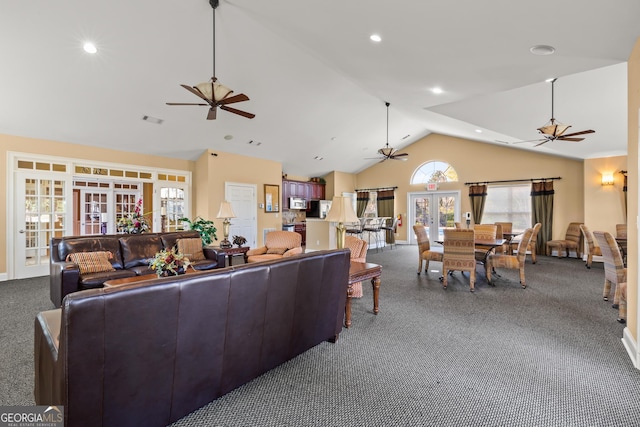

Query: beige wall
[
  {"left": 356, "top": 133, "right": 585, "bottom": 242},
  {"left": 627, "top": 38, "right": 640, "bottom": 340},
  {"left": 583, "top": 156, "right": 627, "bottom": 234},
  {"left": 324, "top": 171, "right": 357, "bottom": 200},
  {"left": 199, "top": 149, "right": 283, "bottom": 247}
]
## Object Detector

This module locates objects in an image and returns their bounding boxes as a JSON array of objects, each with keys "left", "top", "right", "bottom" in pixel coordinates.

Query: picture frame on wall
[{"left": 264, "top": 184, "right": 279, "bottom": 213}]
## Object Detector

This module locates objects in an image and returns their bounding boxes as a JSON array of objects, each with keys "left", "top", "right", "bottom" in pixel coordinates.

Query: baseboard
[
  {"left": 0, "top": 272, "right": 8, "bottom": 282},
  {"left": 622, "top": 327, "right": 638, "bottom": 369}
]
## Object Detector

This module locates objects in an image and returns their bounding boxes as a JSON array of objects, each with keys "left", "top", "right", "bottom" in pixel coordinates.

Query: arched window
[{"left": 411, "top": 161, "right": 458, "bottom": 184}]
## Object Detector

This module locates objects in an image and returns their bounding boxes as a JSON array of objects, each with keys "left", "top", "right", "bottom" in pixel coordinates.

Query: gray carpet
[{"left": 2, "top": 246, "right": 639, "bottom": 426}]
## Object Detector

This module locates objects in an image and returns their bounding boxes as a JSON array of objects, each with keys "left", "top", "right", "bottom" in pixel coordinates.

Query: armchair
[
  {"left": 246, "top": 231, "right": 303, "bottom": 263},
  {"left": 345, "top": 235, "right": 368, "bottom": 298},
  {"left": 546, "top": 222, "right": 583, "bottom": 258}
]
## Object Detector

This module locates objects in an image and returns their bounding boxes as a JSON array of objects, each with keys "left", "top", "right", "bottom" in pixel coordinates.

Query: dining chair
[
  {"left": 509, "top": 223, "right": 541, "bottom": 263},
  {"left": 486, "top": 227, "right": 534, "bottom": 288},
  {"left": 593, "top": 231, "right": 626, "bottom": 315},
  {"left": 413, "top": 224, "right": 443, "bottom": 275},
  {"left": 495, "top": 222, "right": 512, "bottom": 253},
  {"left": 473, "top": 224, "right": 498, "bottom": 262},
  {"left": 545, "top": 222, "right": 583, "bottom": 258},
  {"left": 579, "top": 224, "right": 602, "bottom": 269},
  {"left": 616, "top": 223, "right": 627, "bottom": 239},
  {"left": 345, "top": 235, "right": 368, "bottom": 298},
  {"left": 442, "top": 228, "right": 476, "bottom": 292}
]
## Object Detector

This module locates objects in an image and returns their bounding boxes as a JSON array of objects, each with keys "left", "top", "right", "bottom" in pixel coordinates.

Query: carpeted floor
[{"left": 2, "top": 246, "right": 639, "bottom": 426}]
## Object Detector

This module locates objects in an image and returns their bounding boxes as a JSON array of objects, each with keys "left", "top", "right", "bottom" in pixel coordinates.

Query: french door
[
  {"left": 409, "top": 191, "right": 460, "bottom": 245},
  {"left": 15, "top": 173, "right": 69, "bottom": 278}
]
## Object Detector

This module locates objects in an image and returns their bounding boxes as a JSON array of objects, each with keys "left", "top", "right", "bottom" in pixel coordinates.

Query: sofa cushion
[
  {"left": 119, "top": 234, "right": 163, "bottom": 269},
  {"left": 190, "top": 259, "right": 219, "bottom": 271},
  {"left": 66, "top": 251, "right": 115, "bottom": 275},
  {"left": 79, "top": 269, "right": 137, "bottom": 290},
  {"left": 59, "top": 237, "right": 123, "bottom": 269},
  {"left": 161, "top": 231, "right": 202, "bottom": 252},
  {"left": 177, "top": 238, "right": 205, "bottom": 261},
  {"left": 266, "top": 247, "right": 288, "bottom": 255}
]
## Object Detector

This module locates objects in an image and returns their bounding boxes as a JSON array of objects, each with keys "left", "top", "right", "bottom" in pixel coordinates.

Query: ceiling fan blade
[
  {"left": 534, "top": 140, "right": 549, "bottom": 147},
  {"left": 391, "top": 152, "right": 409, "bottom": 158},
  {"left": 391, "top": 156, "right": 409, "bottom": 161},
  {"left": 559, "top": 129, "right": 595, "bottom": 138},
  {"left": 166, "top": 102, "right": 208, "bottom": 106},
  {"left": 220, "top": 105, "right": 255, "bottom": 119},
  {"left": 219, "top": 93, "right": 250, "bottom": 105},
  {"left": 180, "top": 84, "right": 211, "bottom": 102},
  {"left": 556, "top": 137, "right": 585, "bottom": 142},
  {"left": 207, "top": 107, "right": 217, "bottom": 120}
]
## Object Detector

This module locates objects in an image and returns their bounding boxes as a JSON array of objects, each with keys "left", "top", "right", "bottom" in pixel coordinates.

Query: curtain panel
[
  {"left": 468, "top": 184, "right": 487, "bottom": 225},
  {"left": 377, "top": 190, "right": 395, "bottom": 244},
  {"left": 530, "top": 181, "right": 554, "bottom": 254},
  {"left": 356, "top": 191, "right": 369, "bottom": 218}
]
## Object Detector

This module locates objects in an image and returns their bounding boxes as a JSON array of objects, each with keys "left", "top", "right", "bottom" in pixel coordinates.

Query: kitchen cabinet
[{"left": 282, "top": 179, "right": 325, "bottom": 209}]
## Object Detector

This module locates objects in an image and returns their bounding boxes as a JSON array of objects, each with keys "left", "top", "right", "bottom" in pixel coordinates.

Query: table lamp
[
  {"left": 216, "top": 201, "right": 236, "bottom": 248},
  {"left": 325, "top": 196, "right": 359, "bottom": 249}
]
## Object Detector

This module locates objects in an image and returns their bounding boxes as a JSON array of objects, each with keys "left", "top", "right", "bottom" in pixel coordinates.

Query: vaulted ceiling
[{"left": 1, "top": 0, "right": 638, "bottom": 177}]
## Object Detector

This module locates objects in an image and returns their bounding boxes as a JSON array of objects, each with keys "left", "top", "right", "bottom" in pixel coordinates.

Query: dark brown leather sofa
[
  {"left": 35, "top": 249, "right": 350, "bottom": 427},
  {"left": 49, "top": 231, "right": 225, "bottom": 307}
]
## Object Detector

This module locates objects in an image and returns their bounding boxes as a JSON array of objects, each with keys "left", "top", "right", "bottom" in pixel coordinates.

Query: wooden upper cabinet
[{"left": 282, "top": 179, "right": 325, "bottom": 203}]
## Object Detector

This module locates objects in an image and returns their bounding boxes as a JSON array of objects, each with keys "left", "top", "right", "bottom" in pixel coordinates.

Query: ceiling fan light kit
[{"left": 166, "top": 0, "right": 254, "bottom": 120}]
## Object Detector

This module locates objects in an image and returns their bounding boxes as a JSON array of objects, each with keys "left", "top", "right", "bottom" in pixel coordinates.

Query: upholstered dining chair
[
  {"left": 616, "top": 223, "right": 627, "bottom": 239},
  {"left": 345, "top": 235, "right": 368, "bottom": 298},
  {"left": 442, "top": 228, "right": 476, "bottom": 292},
  {"left": 486, "top": 227, "right": 534, "bottom": 289},
  {"left": 579, "top": 224, "right": 602, "bottom": 269},
  {"left": 495, "top": 222, "right": 512, "bottom": 253},
  {"left": 545, "top": 222, "right": 583, "bottom": 258},
  {"left": 473, "top": 224, "right": 498, "bottom": 262},
  {"left": 593, "top": 231, "right": 626, "bottom": 315},
  {"left": 246, "top": 231, "right": 303, "bottom": 263},
  {"left": 413, "top": 224, "right": 443, "bottom": 275},
  {"left": 509, "top": 222, "right": 541, "bottom": 263}
]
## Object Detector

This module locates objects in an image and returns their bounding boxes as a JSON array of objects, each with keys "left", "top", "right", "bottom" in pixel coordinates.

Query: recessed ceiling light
[
  {"left": 431, "top": 87, "right": 443, "bottom": 94},
  {"left": 370, "top": 34, "right": 382, "bottom": 42},
  {"left": 530, "top": 45, "right": 555, "bottom": 56},
  {"left": 475, "top": 129, "right": 482, "bottom": 133},
  {"left": 224, "top": 134, "right": 233, "bottom": 140},
  {"left": 83, "top": 42, "right": 97, "bottom": 54}
]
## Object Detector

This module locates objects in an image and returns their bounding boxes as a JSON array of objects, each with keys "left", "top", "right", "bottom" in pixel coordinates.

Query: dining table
[{"left": 435, "top": 238, "right": 506, "bottom": 283}]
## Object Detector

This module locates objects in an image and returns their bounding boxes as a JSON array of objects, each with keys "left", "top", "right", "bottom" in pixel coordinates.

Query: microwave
[{"left": 289, "top": 197, "right": 307, "bottom": 210}]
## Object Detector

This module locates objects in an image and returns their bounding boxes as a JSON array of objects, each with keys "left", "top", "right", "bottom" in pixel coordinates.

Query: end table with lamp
[{"left": 217, "top": 200, "right": 236, "bottom": 249}]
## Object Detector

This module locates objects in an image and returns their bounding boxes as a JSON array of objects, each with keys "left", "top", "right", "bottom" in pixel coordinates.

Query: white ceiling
[{"left": 1, "top": 0, "right": 637, "bottom": 177}]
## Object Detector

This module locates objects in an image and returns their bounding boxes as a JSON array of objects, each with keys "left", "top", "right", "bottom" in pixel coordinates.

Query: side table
[{"left": 210, "top": 246, "right": 250, "bottom": 267}]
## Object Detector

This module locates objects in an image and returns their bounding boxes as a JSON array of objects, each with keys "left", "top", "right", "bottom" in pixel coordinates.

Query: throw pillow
[
  {"left": 177, "top": 238, "right": 205, "bottom": 261},
  {"left": 66, "top": 251, "right": 115, "bottom": 275},
  {"left": 266, "top": 247, "right": 287, "bottom": 255}
]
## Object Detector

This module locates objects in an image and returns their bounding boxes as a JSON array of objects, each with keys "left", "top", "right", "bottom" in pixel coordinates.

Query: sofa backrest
[
  {"left": 55, "top": 236, "right": 124, "bottom": 269},
  {"left": 57, "top": 249, "right": 350, "bottom": 427}
]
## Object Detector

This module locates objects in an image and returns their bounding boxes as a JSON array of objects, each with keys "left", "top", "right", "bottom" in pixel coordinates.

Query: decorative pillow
[
  {"left": 66, "top": 251, "right": 115, "bottom": 275},
  {"left": 177, "top": 238, "right": 205, "bottom": 261},
  {"left": 266, "top": 247, "right": 287, "bottom": 255}
]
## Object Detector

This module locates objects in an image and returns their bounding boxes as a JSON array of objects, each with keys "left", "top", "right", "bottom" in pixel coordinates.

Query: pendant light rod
[
  {"left": 210, "top": 0, "right": 219, "bottom": 78},
  {"left": 549, "top": 78, "right": 557, "bottom": 122},
  {"left": 385, "top": 101, "right": 390, "bottom": 147}
]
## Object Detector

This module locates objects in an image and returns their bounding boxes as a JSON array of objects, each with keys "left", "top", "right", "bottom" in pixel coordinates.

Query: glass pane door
[{"left": 410, "top": 192, "right": 459, "bottom": 244}]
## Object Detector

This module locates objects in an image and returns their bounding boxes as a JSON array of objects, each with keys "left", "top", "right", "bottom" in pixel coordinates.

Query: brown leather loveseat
[
  {"left": 49, "top": 231, "right": 225, "bottom": 307},
  {"left": 35, "top": 249, "right": 350, "bottom": 427}
]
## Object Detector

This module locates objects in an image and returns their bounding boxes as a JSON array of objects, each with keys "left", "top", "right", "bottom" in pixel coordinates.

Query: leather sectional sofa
[
  {"left": 35, "top": 249, "right": 351, "bottom": 427},
  {"left": 49, "top": 231, "right": 225, "bottom": 307}
]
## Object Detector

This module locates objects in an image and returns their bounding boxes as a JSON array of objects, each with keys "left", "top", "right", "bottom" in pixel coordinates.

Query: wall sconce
[{"left": 601, "top": 172, "right": 614, "bottom": 186}]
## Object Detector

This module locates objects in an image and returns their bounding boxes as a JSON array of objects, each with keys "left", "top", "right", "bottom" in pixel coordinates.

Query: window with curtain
[{"left": 481, "top": 184, "right": 531, "bottom": 231}]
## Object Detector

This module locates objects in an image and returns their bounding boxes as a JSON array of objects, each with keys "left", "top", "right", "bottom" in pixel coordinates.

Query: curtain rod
[
  {"left": 355, "top": 186, "right": 398, "bottom": 192},
  {"left": 464, "top": 177, "right": 561, "bottom": 186}
]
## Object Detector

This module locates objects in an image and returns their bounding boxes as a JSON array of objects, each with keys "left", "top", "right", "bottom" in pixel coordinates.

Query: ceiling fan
[
  {"left": 367, "top": 102, "right": 409, "bottom": 162},
  {"left": 166, "top": 0, "right": 254, "bottom": 120},
  {"left": 497, "top": 78, "right": 594, "bottom": 147}
]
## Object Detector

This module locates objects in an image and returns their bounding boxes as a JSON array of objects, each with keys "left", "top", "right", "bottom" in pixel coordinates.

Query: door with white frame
[
  {"left": 409, "top": 191, "right": 460, "bottom": 245},
  {"left": 225, "top": 182, "right": 257, "bottom": 249},
  {"left": 15, "top": 172, "right": 70, "bottom": 279}
]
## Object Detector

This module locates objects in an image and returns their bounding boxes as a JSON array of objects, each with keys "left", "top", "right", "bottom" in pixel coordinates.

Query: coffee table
[{"left": 103, "top": 268, "right": 198, "bottom": 287}]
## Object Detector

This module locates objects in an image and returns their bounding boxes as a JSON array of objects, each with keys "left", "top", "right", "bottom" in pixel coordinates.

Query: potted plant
[{"left": 179, "top": 216, "right": 218, "bottom": 246}]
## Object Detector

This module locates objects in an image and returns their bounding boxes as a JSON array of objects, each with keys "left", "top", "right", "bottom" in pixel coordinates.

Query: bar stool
[{"left": 362, "top": 217, "right": 384, "bottom": 252}]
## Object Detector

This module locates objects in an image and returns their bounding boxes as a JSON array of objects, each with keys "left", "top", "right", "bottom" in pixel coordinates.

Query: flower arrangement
[
  {"left": 149, "top": 248, "right": 191, "bottom": 277},
  {"left": 117, "top": 198, "right": 150, "bottom": 234}
]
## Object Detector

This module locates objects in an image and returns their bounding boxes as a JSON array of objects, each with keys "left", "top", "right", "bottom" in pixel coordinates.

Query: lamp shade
[
  {"left": 216, "top": 201, "right": 236, "bottom": 219},
  {"left": 325, "top": 196, "right": 359, "bottom": 223}
]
